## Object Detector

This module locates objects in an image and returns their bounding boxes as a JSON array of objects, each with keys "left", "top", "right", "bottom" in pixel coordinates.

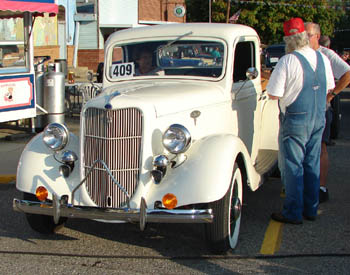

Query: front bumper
[{"left": 13, "top": 195, "right": 213, "bottom": 230}]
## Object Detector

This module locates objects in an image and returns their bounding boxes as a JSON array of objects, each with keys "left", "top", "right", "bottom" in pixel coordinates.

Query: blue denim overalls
[{"left": 279, "top": 51, "right": 326, "bottom": 221}]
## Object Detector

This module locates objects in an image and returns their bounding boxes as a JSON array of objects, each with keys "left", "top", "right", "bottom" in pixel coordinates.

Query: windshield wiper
[{"left": 157, "top": 31, "right": 193, "bottom": 52}]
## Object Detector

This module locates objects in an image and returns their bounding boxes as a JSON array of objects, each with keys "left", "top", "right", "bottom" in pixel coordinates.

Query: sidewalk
[{"left": 0, "top": 115, "right": 80, "bottom": 184}]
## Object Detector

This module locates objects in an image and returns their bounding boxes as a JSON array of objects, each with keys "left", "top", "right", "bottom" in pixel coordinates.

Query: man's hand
[{"left": 327, "top": 92, "right": 334, "bottom": 104}]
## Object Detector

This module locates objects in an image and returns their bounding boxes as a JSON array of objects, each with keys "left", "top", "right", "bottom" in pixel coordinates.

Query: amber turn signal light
[
  {"left": 162, "top": 193, "right": 177, "bottom": 209},
  {"left": 36, "top": 186, "right": 48, "bottom": 201}
]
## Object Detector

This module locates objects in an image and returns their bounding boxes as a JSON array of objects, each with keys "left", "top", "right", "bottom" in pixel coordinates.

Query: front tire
[
  {"left": 205, "top": 163, "right": 243, "bottom": 253},
  {"left": 23, "top": 193, "right": 67, "bottom": 234}
]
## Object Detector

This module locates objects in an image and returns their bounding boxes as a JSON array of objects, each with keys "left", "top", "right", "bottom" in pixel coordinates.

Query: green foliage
[
  {"left": 185, "top": 0, "right": 210, "bottom": 22},
  {"left": 333, "top": 12, "right": 350, "bottom": 51},
  {"left": 185, "top": 0, "right": 343, "bottom": 45}
]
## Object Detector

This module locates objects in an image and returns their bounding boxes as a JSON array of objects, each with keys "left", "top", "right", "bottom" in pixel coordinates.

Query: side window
[{"left": 233, "top": 41, "right": 256, "bottom": 82}]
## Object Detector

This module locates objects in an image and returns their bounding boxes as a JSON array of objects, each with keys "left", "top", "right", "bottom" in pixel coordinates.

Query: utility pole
[
  {"left": 226, "top": 0, "right": 231, "bottom": 23},
  {"left": 209, "top": 0, "right": 211, "bottom": 23}
]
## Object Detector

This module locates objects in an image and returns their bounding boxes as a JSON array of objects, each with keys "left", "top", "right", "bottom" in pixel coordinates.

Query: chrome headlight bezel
[
  {"left": 42, "top": 123, "right": 69, "bottom": 152},
  {"left": 162, "top": 124, "right": 191, "bottom": 154}
]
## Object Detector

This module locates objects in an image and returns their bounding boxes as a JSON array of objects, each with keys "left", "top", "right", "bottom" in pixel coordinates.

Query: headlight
[
  {"left": 43, "top": 123, "right": 69, "bottom": 151},
  {"left": 162, "top": 124, "right": 191, "bottom": 154}
]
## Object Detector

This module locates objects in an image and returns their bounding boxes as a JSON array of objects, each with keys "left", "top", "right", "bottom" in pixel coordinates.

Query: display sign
[
  {"left": 0, "top": 74, "right": 35, "bottom": 122},
  {"left": 110, "top": 62, "right": 135, "bottom": 79}
]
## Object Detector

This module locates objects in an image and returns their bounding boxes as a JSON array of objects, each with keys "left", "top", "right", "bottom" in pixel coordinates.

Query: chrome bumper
[{"left": 13, "top": 196, "right": 213, "bottom": 230}]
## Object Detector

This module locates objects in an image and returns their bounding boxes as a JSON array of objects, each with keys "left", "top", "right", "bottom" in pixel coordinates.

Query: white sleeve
[
  {"left": 266, "top": 57, "right": 287, "bottom": 97},
  {"left": 319, "top": 47, "right": 350, "bottom": 79},
  {"left": 321, "top": 54, "right": 335, "bottom": 91}
]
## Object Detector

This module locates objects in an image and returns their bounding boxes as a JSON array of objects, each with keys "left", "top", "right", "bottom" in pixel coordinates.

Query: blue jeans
[
  {"left": 279, "top": 111, "right": 325, "bottom": 221},
  {"left": 322, "top": 107, "right": 333, "bottom": 143},
  {"left": 279, "top": 109, "right": 330, "bottom": 186}
]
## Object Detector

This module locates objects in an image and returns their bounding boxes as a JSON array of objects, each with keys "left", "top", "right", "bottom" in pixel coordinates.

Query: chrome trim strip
[
  {"left": 72, "top": 158, "right": 131, "bottom": 207},
  {"left": 13, "top": 198, "right": 214, "bottom": 225}
]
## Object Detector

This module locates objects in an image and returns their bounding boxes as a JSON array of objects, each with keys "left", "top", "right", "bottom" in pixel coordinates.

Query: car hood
[{"left": 94, "top": 81, "right": 227, "bottom": 117}]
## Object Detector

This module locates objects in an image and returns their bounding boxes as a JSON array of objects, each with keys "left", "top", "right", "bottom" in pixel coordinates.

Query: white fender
[
  {"left": 16, "top": 132, "right": 80, "bottom": 199},
  {"left": 145, "top": 134, "right": 261, "bottom": 207}
]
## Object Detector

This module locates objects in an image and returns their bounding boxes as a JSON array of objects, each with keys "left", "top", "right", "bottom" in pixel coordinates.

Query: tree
[
  {"left": 333, "top": 5, "right": 350, "bottom": 51},
  {"left": 185, "top": 0, "right": 210, "bottom": 22},
  {"left": 185, "top": 0, "right": 343, "bottom": 45}
]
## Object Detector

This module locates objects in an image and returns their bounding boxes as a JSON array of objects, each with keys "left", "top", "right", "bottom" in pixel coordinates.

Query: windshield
[{"left": 107, "top": 40, "right": 225, "bottom": 80}]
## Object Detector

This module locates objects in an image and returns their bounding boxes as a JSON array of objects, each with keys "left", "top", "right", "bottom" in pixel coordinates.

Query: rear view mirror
[{"left": 87, "top": 71, "right": 93, "bottom": 82}]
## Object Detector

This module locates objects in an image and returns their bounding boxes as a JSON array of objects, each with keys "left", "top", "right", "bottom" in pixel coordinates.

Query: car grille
[{"left": 83, "top": 107, "right": 143, "bottom": 208}]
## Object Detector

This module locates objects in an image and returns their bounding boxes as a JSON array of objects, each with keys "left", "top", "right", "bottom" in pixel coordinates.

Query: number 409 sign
[{"left": 110, "top": 63, "right": 135, "bottom": 79}]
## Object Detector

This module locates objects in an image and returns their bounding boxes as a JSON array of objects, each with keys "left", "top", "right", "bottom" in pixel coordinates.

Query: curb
[{"left": 0, "top": 175, "right": 16, "bottom": 184}]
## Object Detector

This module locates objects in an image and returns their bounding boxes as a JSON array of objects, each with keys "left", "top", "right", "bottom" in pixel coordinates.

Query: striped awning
[{"left": 0, "top": 0, "right": 58, "bottom": 17}]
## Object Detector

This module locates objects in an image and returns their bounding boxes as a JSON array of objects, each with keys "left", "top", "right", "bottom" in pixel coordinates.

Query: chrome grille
[{"left": 83, "top": 107, "right": 143, "bottom": 208}]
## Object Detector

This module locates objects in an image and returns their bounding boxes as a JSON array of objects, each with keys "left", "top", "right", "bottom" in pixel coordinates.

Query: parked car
[
  {"left": 13, "top": 23, "right": 280, "bottom": 253},
  {"left": 263, "top": 43, "right": 285, "bottom": 69}
]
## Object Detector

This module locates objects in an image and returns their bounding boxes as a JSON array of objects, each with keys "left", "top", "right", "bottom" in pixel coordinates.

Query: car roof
[
  {"left": 106, "top": 23, "right": 259, "bottom": 45},
  {"left": 266, "top": 44, "right": 285, "bottom": 50}
]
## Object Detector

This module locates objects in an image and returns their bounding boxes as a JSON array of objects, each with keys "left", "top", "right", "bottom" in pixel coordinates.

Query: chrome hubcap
[{"left": 233, "top": 197, "right": 242, "bottom": 221}]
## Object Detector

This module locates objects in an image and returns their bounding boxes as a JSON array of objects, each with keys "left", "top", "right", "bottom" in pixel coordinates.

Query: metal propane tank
[{"left": 43, "top": 62, "right": 65, "bottom": 125}]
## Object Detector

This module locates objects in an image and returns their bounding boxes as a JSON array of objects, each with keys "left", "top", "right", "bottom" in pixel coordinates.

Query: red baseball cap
[{"left": 283, "top": 18, "right": 305, "bottom": 36}]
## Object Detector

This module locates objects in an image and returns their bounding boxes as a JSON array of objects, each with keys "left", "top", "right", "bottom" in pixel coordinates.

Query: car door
[{"left": 231, "top": 37, "right": 263, "bottom": 164}]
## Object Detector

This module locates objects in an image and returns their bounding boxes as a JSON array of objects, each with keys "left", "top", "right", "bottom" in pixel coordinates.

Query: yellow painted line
[
  {"left": 260, "top": 220, "right": 283, "bottom": 255},
  {"left": 0, "top": 175, "right": 16, "bottom": 184}
]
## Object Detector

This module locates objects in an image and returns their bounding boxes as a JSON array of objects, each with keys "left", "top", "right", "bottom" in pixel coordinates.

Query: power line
[{"left": 230, "top": 0, "right": 350, "bottom": 10}]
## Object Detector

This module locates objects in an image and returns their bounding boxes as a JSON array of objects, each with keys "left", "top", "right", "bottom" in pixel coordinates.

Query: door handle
[{"left": 259, "top": 93, "right": 267, "bottom": 101}]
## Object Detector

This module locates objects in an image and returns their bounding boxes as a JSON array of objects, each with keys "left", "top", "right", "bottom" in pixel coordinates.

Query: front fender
[
  {"left": 16, "top": 132, "right": 80, "bottom": 199},
  {"left": 146, "top": 134, "right": 260, "bottom": 207}
]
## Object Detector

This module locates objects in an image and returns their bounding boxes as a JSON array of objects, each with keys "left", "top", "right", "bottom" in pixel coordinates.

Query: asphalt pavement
[{"left": 1, "top": 92, "right": 350, "bottom": 273}]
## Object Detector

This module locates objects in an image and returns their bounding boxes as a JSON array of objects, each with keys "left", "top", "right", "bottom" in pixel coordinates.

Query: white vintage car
[{"left": 13, "top": 23, "right": 279, "bottom": 253}]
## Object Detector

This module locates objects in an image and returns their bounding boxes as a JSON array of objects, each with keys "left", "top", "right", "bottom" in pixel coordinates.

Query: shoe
[
  {"left": 280, "top": 187, "right": 286, "bottom": 198},
  {"left": 271, "top": 212, "right": 302, "bottom": 225},
  {"left": 319, "top": 188, "right": 329, "bottom": 203},
  {"left": 303, "top": 214, "right": 316, "bottom": 221}
]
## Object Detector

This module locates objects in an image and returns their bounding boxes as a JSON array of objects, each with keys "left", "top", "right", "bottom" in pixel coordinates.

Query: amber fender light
[
  {"left": 162, "top": 193, "right": 178, "bottom": 209},
  {"left": 36, "top": 186, "right": 48, "bottom": 201}
]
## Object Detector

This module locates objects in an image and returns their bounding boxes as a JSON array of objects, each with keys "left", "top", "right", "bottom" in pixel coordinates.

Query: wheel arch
[
  {"left": 16, "top": 132, "right": 80, "bottom": 196},
  {"left": 146, "top": 134, "right": 260, "bottom": 207}
]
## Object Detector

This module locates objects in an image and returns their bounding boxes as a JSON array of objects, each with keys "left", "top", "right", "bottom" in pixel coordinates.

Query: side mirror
[
  {"left": 246, "top": 67, "right": 258, "bottom": 80},
  {"left": 232, "top": 67, "right": 259, "bottom": 100}
]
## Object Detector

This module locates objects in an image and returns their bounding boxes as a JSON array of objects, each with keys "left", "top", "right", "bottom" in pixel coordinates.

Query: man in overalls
[{"left": 267, "top": 18, "right": 335, "bottom": 224}]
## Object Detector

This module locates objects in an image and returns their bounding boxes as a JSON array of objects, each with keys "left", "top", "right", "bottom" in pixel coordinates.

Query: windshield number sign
[{"left": 111, "top": 63, "right": 134, "bottom": 79}]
